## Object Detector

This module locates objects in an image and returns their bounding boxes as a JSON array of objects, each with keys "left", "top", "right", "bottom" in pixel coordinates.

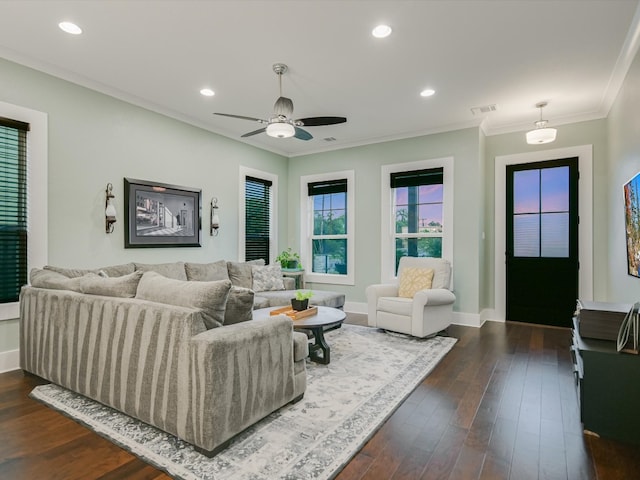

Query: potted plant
[
  {"left": 275, "top": 247, "right": 301, "bottom": 269},
  {"left": 291, "top": 290, "right": 313, "bottom": 311}
]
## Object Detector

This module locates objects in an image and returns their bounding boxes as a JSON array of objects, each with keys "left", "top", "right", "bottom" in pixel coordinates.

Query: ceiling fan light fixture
[
  {"left": 266, "top": 122, "right": 295, "bottom": 139},
  {"left": 200, "top": 88, "right": 215, "bottom": 97},
  {"left": 526, "top": 101, "right": 557, "bottom": 145},
  {"left": 372, "top": 24, "right": 392, "bottom": 38},
  {"left": 58, "top": 21, "right": 82, "bottom": 35}
]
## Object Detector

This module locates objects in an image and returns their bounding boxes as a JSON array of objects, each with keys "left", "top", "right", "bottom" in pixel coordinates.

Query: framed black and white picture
[{"left": 124, "top": 178, "right": 201, "bottom": 248}]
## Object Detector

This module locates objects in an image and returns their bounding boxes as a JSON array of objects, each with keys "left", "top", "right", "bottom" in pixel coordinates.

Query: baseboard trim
[
  {"left": 452, "top": 311, "right": 484, "bottom": 328},
  {"left": 480, "top": 308, "right": 504, "bottom": 323},
  {"left": 344, "top": 301, "right": 367, "bottom": 314},
  {"left": 0, "top": 349, "right": 19, "bottom": 373}
]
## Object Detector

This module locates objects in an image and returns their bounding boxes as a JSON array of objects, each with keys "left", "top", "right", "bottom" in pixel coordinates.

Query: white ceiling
[{"left": 0, "top": 0, "right": 638, "bottom": 157}]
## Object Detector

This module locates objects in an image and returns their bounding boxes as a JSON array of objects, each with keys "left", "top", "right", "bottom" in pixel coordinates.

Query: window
[
  {"left": 239, "top": 167, "right": 277, "bottom": 264},
  {"left": 0, "top": 101, "right": 47, "bottom": 322},
  {"left": 301, "top": 171, "right": 354, "bottom": 285},
  {"left": 392, "top": 168, "right": 444, "bottom": 272},
  {"left": 0, "top": 117, "right": 29, "bottom": 304},
  {"left": 381, "top": 158, "right": 453, "bottom": 282}
]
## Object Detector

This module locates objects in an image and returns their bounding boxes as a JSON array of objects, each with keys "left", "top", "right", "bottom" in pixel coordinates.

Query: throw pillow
[
  {"left": 185, "top": 260, "right": 229, "bottom": 282},
  {"left": 251, "top": 265, "right": 285, "bottom": 291},
  {"left": 223, "top": 286, "right": 255, "bottom": 325},
  {"left": 134, "top": 262, "right": 187, "bottom": 280},
  {"left": 226, "top": 259, "right": 265, "bottom": 289},
  {"left": 135, "top": 271, "right": 231, "bottom": 329},
  {"left": 398, "top": 267, "right": 435, "bottom": 298},
  {"left": 77, "top": 271, "right": 143, "bottom": 298}
]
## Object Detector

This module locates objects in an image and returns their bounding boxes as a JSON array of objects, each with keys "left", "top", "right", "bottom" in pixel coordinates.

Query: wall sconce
[
  {"left": 210, "top": 197, "right": 220, "bottom": 236},
  {"left": 105, "top": 183, "right": 117, "bottom": 233}
]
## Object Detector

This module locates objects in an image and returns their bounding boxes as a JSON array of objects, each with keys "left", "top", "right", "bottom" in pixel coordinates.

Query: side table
[{"left": 281, "top": 268, "right": 305, "bottom": 289}]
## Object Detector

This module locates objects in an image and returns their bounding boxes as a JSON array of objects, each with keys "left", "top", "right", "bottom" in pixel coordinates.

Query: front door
[{"left": 506, "top": 157, "right": 578, "bottom": 327}]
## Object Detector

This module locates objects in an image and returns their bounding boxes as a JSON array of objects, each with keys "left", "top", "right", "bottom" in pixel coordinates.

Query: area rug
[{"left": 30, "top": 324, "right": 456, "bottom": 480}]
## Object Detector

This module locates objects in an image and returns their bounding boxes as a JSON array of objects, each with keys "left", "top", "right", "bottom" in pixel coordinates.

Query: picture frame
[
  {"left": 624, "top": 171, "right": 640, "bottom": 277},
  {"left": 124, "top": 178, "right": 201, "bottom": 248}
]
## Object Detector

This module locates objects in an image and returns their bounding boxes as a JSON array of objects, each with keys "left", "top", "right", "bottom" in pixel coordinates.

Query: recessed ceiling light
[
  {"left": 200, "top": 88, "right": 215, "bottom": 97},
  {"left": 58, "top": 21, "right": 82, "bottom": 35},
  {"left": 420, "top": 88, "right": 436, "bottom": 97},
  {"left": 372, "top": 24, "right": 392, "bottom": 38}
]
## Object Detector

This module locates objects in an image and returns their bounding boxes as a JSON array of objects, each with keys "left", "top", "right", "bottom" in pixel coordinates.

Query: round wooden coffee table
[{"left": 253, "top": 306, "right": 346, "bottom": 364}]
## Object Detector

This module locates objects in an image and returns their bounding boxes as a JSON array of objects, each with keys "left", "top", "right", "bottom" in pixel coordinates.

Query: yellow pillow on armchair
[{"left": 398, "top": 267, "right": 435, "bottom": 298}]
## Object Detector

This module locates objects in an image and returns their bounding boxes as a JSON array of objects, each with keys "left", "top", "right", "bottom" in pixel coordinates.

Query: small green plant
[
  {"left": 275, "top": 247, "right": 301, "bottom": 268},
  {"left": 295, "top": 290, "right": 313, "bottom": 301}
]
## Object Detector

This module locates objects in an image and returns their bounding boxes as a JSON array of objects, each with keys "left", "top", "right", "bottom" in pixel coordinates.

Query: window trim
[
  {"left": 238, "top": 166, "right": 277, "bottom": 263},
  {"left": 0, "top": 101, "right": 48, "bottom": 321},
  {"left": 380, "top": 157, "right": 453, "bottom": 283},
  {"left": 300, "top": 170, "right": 355, "bottom": 285}
]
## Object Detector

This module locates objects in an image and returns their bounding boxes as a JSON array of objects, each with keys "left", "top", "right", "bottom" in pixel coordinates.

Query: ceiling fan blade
[
  {"left": 241, "top": 127, "right": 267, "bottom": 138},
  {"left": 297, "top": 116, "right": 347, "bottom": 127},
  {"left": 294, "top": 127, "right": 313, "bottom": 141},
  {"left": 214, "top": 113, "right": 265, "bottom": 123}
]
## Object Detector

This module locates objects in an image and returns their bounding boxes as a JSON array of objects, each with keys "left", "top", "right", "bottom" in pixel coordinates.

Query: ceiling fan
[{"left": 214, "top": 63, "right": 347, "bottom": 141}]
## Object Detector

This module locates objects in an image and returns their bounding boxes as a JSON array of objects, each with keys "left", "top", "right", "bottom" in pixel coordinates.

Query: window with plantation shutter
[
  {"left": 245, "top": 175, "right": 272, "bottom": 263},
  {"left": 0, "top": 117, "right": 29, "bottom": 304}
]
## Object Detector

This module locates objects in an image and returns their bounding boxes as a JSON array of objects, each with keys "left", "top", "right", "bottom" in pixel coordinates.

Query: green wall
[
  {"left": 607, "top": 41, "right": 640, "bottom": 302},
  {"left": 0, "top": 57, "right": 288, "bottom": 356},
  {"left": 3, "top": 41, "right": 640, "bottom": 358},
  {"left": 484, "top": 119, "right": 609, "bottom": 309},
  {"left": 289, "top": 128, "right": 484, "bottom": 313}
]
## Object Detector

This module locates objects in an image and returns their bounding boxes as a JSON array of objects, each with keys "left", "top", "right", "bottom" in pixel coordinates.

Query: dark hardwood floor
[{"left": 1, "top": 318, "right": 639, "bottom": 479}]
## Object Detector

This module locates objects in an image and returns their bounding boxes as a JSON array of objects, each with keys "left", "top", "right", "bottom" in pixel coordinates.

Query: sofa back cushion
[
  {"left": 134, "top": 262, "right": 187, "bottom": 281},
  {"left": 135, "top": 271, "right": 231, "bottom": 329},
  {"left": 224, "top": 286, "right": 255, "bottom": 325},
  {"left": 30, "top": 269, "right": 87, "bottom": 292},
  {"left": 44, "top": 263, "right": 135, "bottom": 278},
  {"left": 226, "top": 259, "right": 264, "bottom": 288},
  {"left": 79, "top": 271, "right": 143, "bottom": 298},
  {"left": 30, "top": 269, "right": 143, "bottom": 298},
  {"left": 185, "top": 260, "right": 229, "bottom": 282}
]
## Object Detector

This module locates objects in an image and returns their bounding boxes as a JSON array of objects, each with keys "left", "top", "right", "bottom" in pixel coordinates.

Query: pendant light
[{"left": 526, "top": 101, "right": 557, "bottom": 145}]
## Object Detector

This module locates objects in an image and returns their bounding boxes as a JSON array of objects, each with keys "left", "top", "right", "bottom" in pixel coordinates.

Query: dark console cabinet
[{"left": 571, "top": 319, "right": 640, "bottom": 445}]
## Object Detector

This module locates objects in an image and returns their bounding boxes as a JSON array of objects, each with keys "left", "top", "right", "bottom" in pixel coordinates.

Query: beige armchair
[{"left": 366, "top": 257, "right": 455, "bottom": 338}]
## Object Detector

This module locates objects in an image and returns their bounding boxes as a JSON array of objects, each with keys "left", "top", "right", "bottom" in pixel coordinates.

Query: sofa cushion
[
  {"left": 398, "top": 267, "right": 434, "bottom": 298},
  {"left": 253, "top": 295, "right": 271, "bottom": 309},
  {"left": 252, "top": 265, "right": 285, "bottom": 292},
  {"left": 292, "top": 331, "right": 309, "bottom": 362},
  {"left": 185, "top": 260, "right": 229, "bottom": 282},
  {"left": 44, "top": 263, "right": 135, "bottom": 278},
  {"left": 30, "top": 269, "right": 87, "bottom": 292},
  {"left": 256, "top": 290, "right": 345, "bottom": 309},
  {"left": 227, "top": 259, "right": 264, "bottom": 288},
  {"left": 78, "top": 271, "right": 143, "bottom": 298},
  {"left": 223, "top": 286, "right": 255, "bottom": 325},
  {"left": 134, "top": 262, "right": 187, "bottom": 281},
  {"left": 377, "top": 296, "right": 413, "bottom": 316},
  {"left": 135, "top": 271, "right": 231, "bottom": 329}
]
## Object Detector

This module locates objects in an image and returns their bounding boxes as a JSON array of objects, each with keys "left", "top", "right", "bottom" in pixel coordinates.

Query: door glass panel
[
  {"left": 514, "top": 170, "right": 540, "bottom": 214},
  {"left": 514, "top": 214, "right": 540, "bottom": 257},
  {"left": 541, "top": 167, "right": 569, "bottom": 212},
  {"left": 541, "top": 212, "right": 569, "bottom": 257}
]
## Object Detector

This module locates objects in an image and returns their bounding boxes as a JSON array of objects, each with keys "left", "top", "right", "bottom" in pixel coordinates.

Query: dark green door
[{"left": 506, "top": 157, "right": 579, "bottom": 327}]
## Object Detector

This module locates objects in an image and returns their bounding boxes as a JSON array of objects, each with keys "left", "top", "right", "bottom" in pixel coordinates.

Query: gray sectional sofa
[{"left": 19, "top": 259, "right": 343, "bottom": 456}]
